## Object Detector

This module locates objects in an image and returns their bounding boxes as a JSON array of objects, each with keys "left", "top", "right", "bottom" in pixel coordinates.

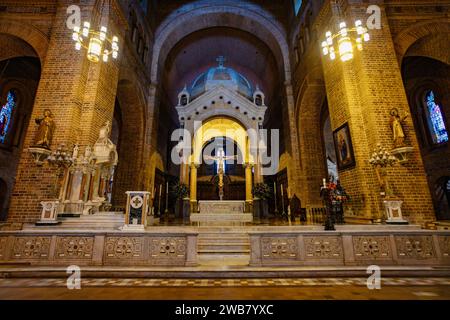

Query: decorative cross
[
  {"left": 216, "top": 56, "right": 226, "bottom": 68},
  {"left": 130, "top": 195, "right": 143, "bottom": 209}
]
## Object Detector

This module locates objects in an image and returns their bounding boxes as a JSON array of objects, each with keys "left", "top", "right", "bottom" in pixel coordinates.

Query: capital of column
[
  {"left": 244, "top": 163, "right": 254, "bottom": 169},
  {"left": 190, "top": 163, "right": 200, "bottom": 169}
]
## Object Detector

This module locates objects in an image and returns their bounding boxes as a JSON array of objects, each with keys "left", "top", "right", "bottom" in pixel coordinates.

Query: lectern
[{"left": 121, "top": 191, "right": 150, "bottom": 231}]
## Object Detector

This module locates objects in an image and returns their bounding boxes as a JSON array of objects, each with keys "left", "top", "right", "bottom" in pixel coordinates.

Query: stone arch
[
  {"left": 151, "top": 0, "right": 291, "bottom": 84},
  {"left": 191, "top": 117, "right": 253, "bottom": 165},
  {"left": 193, "top": 108, "right": 255, "bottom": 133},
  {"left": 295, "top": 66, "right": 327, "bottom": 205},
  {"left": 394, "top": 20, "right": 450, "bottom": 64},
  {"left": 111, "top": 78, "right": 147, "bottom": 208},
  {"left": 0, "top": 56, "right": 41, "bottom": 222},
  {"left": 0, "top": 19, "right": 48, "bottom": 65}
]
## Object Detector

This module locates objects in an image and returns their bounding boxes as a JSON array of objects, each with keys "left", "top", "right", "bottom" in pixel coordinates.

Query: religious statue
[
  {"left": 33, "top": 109, "right": 55, "bottom": 149},
  {"left": 204, "top": 147, "right": 236, "bottom": 200},
  {"left": 390, "top": 108, "right": 408, "bottom": 148}
]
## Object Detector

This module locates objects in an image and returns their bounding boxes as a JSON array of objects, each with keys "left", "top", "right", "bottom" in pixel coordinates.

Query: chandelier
[
  {"left": 321, "top": 20, "right": 370, "bottom": 62},
  {"left": 71, "top": 0, "right": 119, "bottom": 63}
]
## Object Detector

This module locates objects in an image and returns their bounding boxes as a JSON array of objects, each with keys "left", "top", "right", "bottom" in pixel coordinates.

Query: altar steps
[
  {"left": 197, "top": 233, "right": 250, "bottom": 255},
  {"left": 23, "top": 212, "right": 125, "bottom": 230}
]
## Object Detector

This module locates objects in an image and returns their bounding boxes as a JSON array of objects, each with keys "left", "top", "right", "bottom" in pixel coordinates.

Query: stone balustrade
[
  {"left": 249, "top": 227, "right": 450, "bottom": 267},
  {"left": 0, "top": 230, "right": 198, "bottom": 267}
]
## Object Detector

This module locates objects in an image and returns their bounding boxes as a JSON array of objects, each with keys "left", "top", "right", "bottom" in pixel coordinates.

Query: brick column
[
  {"left": 8, "top": 0, "right": 126, "bottom": 224},
  {"left": 316, "top": 1, "right": 435, "bottom": 225}
]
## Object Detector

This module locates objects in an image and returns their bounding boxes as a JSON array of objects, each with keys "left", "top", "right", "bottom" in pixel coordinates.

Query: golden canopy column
[
  {"left": 189, "top": 163, "right": 198, "bottom": 213},
  {"left": 244, "top": 163, "right": 254, "bottom": 212}
]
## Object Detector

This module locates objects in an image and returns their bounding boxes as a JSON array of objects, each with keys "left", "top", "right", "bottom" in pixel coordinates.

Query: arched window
[
  {"left": 0, "top": 90, "right": 17, "bottom": 144},
  {"left": 293, "top": 0, "right": 302, "bottom": 16},
  {"left": 425, "top": 90, "right": 448, "bottom": 144}
]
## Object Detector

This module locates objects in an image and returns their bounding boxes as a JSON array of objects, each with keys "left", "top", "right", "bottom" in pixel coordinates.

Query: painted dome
[{"left": 190, "top": 56, "right": 253, "bottom": 100}]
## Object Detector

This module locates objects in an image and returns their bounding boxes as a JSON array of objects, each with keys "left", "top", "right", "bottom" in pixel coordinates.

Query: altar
[{"left": 190, "top": 200, "right": 253, "bottom": 226}]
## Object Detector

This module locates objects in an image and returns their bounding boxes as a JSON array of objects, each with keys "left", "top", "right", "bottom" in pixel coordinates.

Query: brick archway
[
  {"left": 394, "top": 20, "right": 450, "bottom": 63},
  {"left": 0, "top": 19, "right": 48, "bottom": 65},
  {"left": 111, "top": 79, "right": 146, "bottom": 209},
  {"left": 295, "top": 66, "right": 327, "bottom": 205},
  {"left": 151, "top": 0, "right": 291, "bottom": 84}
]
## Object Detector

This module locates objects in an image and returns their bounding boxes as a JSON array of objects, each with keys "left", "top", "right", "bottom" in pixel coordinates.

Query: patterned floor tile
[{"left": 0, "top": 277, "right": 450, "bottom": 288}]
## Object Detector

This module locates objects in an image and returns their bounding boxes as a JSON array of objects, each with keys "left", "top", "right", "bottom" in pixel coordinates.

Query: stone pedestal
[
  {"left": 35, "top": 201, "right": 61, "bottom": 225},
  {"left": 121, "top": 191, "right": 150, "bottom": 231},
  {"left": 383, "top": 199, "right": 408, "bottom": 224}
]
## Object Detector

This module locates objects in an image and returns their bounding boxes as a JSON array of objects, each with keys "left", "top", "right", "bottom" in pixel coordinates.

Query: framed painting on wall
[{"left": 333, "top": 122, "right": 356, "bottom": 170}]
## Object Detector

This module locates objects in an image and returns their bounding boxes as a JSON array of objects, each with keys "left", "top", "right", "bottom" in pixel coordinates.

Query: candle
[
  {"left": 323, "top": 178, "right": 326, "bottom": 188},
  {"left": 159, "top": 184, "right": 162, "bottom": 197},
  {"left": 273, "top": 182, "right": 276, "bottom": 195},
  {"left": 280, "top": 184, "right": 284, "bottom": 197}
]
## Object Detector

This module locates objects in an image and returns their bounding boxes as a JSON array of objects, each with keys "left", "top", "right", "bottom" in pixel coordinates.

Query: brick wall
[
  {"left": 5, "top": 0, "right": 125, "bottom": 224},
  {"left": 313, "top": 0, "right": 436, "bottom": 225}
]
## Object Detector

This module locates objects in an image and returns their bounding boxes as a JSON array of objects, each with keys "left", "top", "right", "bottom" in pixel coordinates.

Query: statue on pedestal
[
  {"left": 389, "top": 108, "right": 408, "bottom": 148},
  {"left": 34, "top": 109, "right": 55, "bottom": 149}
]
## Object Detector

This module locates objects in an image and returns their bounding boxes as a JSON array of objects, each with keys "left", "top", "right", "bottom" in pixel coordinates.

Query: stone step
[
  {"left": 52, "top": 212, "right": 125, "bottom": 230},
  {"left": 198, "top": 249, "right": 251, "bottom": 254},
  {"left": 198, "top": 239, "right": 249, "bottom": 245},
  {"left": 198, "top": 244, "right": 250, "bottom": 251},
  {"left": 198, "top": 234, "right": 249, "bottom": 242}
]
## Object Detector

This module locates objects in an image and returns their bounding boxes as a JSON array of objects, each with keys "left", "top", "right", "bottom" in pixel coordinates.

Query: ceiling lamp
[
  {"left": 71, "top": 0, "right": 119, "bottom": 63},
  {"left": 321, "top": 20, "right": 370, "bottom": 62}
]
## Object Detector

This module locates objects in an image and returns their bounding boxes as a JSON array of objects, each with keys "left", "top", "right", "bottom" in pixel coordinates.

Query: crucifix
[{"left": 204, "top": 147, "right": 236, "bottom": 200}]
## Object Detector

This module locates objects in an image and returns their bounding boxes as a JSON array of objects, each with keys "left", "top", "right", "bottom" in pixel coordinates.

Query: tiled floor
[
  {"left": 0, "top": 277, "right": 449, "bottom": 300},
  {"left": 1, "top": 277, "right": 450, "bottom": 287}
]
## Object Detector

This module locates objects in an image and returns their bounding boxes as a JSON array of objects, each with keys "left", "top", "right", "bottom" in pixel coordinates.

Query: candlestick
[
  {"left": 273, "top": 181, "right": 278, "bottom": 213},
  {"left": 165, "top": 182, "right": 169, "bottom": 214},
  {"left": 157, "top": 184, "right": 162, "bottom": 215}
]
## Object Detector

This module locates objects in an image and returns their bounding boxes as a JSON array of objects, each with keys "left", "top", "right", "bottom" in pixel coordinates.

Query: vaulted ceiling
[{"left": 162, "top": 27, "right": 280, "bottom": 107}]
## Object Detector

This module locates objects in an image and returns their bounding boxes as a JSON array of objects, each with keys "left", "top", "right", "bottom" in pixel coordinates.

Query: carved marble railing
[
  {"left": 0, "top": 230, "right": 197, "bottom": 267},
  {"left": 249, "top": 228, "right": 450, "bottom": 267}
]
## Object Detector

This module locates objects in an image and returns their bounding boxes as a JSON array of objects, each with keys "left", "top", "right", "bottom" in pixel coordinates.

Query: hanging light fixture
[
  {"left": 321, "top": 19, "right": 370, "bottom": 62},
  {"left": 71, "top": 0, "right": 119, "bottom": 63}
]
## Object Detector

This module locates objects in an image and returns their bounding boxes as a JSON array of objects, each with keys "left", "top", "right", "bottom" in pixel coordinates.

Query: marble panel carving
[
  {"left": 0, "top": 237, "right": 7, "bottom": 259},
  {"left": 149, "top": 237, "right": 186, "bottom": 260},
  {"left": 104, "top": 236, "right": 144, "bottom": 259},
  {"left": 395, "top": 235, "right": 435, "bottom": 259},
  {"left": 261, "top": 237, "right": 298, "bottom": 259},
  {"left": 55, "top": 236, "right": 94, "bottom": 259},
  {"left": 304, "top": 236, "right": 343, "bottom": 259},
  {"left": 352, "top": 236, "right": 392, "bottom": 260},
  {"left": 438, "top": 236, "right": 450, "bottom": 259},
  {"left": 12, "top": 236, "right": 51, "bottom": 259}
]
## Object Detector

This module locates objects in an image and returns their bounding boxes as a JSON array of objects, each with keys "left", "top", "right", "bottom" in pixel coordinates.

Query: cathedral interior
[{"left": 0, "top": 0, "right": 449, "bottom": 301}]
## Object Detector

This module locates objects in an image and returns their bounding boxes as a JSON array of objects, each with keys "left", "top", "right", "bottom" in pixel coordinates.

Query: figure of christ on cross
[{"left": 204, "top": 147, "right": 237, "bottom": 200}]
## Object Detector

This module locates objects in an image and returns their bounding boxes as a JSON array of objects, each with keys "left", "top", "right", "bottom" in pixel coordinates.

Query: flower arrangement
[
  {"left": 170, "top": 182, "right": 190, "bottom": 199},
  {"left": 252, "top": 183, "right": 272, "bottom": 200},
  {"left": 321, "top": 180, "right": 350, "bottom": 203}
]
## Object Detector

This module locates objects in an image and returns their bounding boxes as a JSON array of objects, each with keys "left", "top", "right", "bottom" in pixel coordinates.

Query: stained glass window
[
  {"left": 0, "top": 91, "right": 16, "bottom": 144},
  {"left": 426, "top": 90, "right": 448, "bottom": 144},
  {"left": 293, "top": 0, "right": 302, "bottom": 15}
]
